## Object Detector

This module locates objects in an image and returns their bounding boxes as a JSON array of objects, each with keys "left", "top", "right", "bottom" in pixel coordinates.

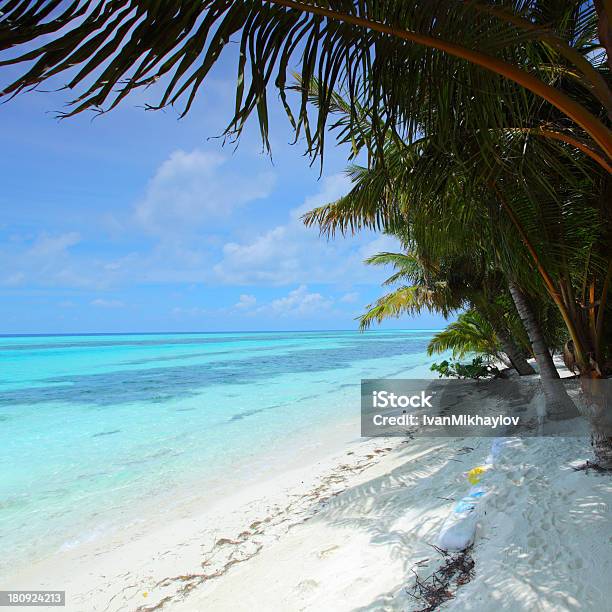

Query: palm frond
[
  {"left": 427, "top": 310, "right": 500, "bottom": 360},
  {"left": 1, "top": 1, "right": 610, "bottom": 158},
  {"left": 358, "top": 284, "right": 456, "bottom": 330}
]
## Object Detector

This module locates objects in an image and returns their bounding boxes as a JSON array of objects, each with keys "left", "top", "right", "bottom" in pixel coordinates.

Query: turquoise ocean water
[{"left": 0, "top": 330, "right": 440, "bottom": 576}]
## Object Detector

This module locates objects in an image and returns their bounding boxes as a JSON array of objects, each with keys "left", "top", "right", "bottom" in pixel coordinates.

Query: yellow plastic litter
[{"left": 467, "top": 466, "right": 487, "bottom": 485}]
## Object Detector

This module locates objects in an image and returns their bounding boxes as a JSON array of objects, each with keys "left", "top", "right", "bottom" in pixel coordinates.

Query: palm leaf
[
  {"left": 358, "top": 283, "right": 458, "bottom": 330},
  {"left": 1, "top": 1, "right": 610, "bottom": 159}
]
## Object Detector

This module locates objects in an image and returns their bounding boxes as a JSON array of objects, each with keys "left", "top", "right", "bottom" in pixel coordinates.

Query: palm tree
[
  {"left": 304, "top": 114, "right": 610, "bottom": 378},
  {"left": 1, "top": 2, "right": 610, "bottom": 166},
  {"left": 308, "top": 155, "right": 590, "bottom": 420},
  {"left": 357, "top": 248, "right": 536, "bottom": 375},
  {"left": 345, "top": 211, "right": 585, "bottom": 418},
  {"left": 427, "top": 309, "right": 510, "bottom": 364},
  {"left": 2, "top": 1, "right": 610, "bottom": 458}
]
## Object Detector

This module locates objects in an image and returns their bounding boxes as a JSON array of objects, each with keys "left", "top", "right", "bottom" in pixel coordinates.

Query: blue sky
[{"left": 0, "top": 58, "right": 449, "bottom": 334}]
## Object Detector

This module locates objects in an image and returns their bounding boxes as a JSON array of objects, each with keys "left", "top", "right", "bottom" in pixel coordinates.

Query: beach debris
[
  {"left": 406, "top": 546, "right": 475, "bottom": 611},
  {"left": 466, "top": 465, "right": 488, "bottom": 485},
  {"left": 456, "top": 446, "right": 474, "bottom": 455},
  {"left": 437, "top": 438, "right": 518, "bottom": 551},
  {"left": 438, "top": 438, "right": 509, "bottom": 551},
  {"left": 438, "top": 471, "right": 489, "bottom": 550},
  {"left": 437, "top": 490, "right": 482, "bottom": 551},
  {"left": 572, "top": 460, "right": 612, "bottom": 473}
]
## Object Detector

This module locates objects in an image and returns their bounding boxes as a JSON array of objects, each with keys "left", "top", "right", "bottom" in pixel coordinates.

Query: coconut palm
[
  {"left": 2, "top": 1, "right": 610, "bottom": 459},
  {"left": 349, "top": 223, "right": 587, "bottom": 422},
  {"left": 311, "top": 154, "right": 594, "bottom": 418},
  {"left": 303, "top": 113, "right": 610, "bottom": 379},
  {"left": 2, "top": 2, "right": 609, "bottom": 375},
  {"left": 356, "top": 247, "right": 536, "bottom": 374}
]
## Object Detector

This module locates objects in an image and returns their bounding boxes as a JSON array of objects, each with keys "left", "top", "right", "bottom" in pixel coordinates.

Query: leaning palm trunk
[
  {"left": 475, "top": 298, "right": 535, "bottom": 375},
  {"left": 508, "top": 281, "right": 560, "bottom": 379},
  {"left": 508, "top": 281, "right": 578, "bottom": 419},
  {"left": 492, "top": 324, "right": 535, "bottom": 376}
]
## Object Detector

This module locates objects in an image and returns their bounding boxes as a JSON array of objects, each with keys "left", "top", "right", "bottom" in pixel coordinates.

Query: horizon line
[{"left": 0, "top": 328, "right": 445, "bottom": 338}]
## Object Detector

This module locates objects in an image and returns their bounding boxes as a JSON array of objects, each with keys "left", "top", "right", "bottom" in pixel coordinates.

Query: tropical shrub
[{"left": 430, "top": 357, "right": 500, "bottom": 380}]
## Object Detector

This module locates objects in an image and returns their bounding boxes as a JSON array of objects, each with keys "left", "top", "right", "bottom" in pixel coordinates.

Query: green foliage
[
  {"left": 359, "top": 285, "right": 459, "bottom": 329},
  {"left": 0, "top": 1, "right": 607, "bottom": 165},
  {"left": 427, "top": 310, "right": 500, "bottom": 361},
  {"left": 301, "top": 62, "right": 610, "bottom": 372},
  {"left": 430, "top": 357, "right": 500, "bottom": 380}
]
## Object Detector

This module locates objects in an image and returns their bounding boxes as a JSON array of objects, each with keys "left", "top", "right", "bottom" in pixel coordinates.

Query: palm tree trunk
[
  {"left": 494, "top": 184, "right": 591, "bottom": 371},
  {"left": 508, "top": 281, "right": 578, "bottom": 419},
  {"left": 581, "top": 377, "right": 612, "bottom": 469},
  {"left": 493, "top": 324, "right": 536, "bottom": 375},
  {"left": 508, "top": 281, "right": 559, "bottom": 379},
  {"left": 592, "top": 429, "right": 612, "bottom": 469}
]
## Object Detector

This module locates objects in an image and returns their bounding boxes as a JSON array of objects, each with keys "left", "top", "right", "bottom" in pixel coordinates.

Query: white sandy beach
[
  {"left": 4, "top": 361, "right": 610, "bottom": 612},
  {"left": 6, "top": 423, "right": 611, "bottom": 612},
  {"left": 167, "top": 436, "right": 612, "bottom": 612}
]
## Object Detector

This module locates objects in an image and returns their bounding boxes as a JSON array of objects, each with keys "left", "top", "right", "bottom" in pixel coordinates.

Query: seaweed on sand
[{"left": 406, "top": 545, "right": 475, "bottom": 612}]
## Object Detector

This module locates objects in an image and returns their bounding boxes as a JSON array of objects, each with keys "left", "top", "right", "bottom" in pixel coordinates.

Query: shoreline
[
  {"left": 4, "top": 426, "right": 410, "bottom": 611},
  {"left": 0, "top": 332, "right": 441, "bottom": 580},
  {"left": 165, "top": 435, "right": 611, "bottom": 612}
]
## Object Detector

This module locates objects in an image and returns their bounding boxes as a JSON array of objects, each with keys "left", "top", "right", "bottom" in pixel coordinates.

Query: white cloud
[
  {"left": 171, "top": 288, "right": 334, "bottom": 322},
  {"left": 135, "top": 149, "right": 276, "bottom": 235},
  {"left": 357, "top": 234, "right": 400, "bottom": 260},
  {"left": 28, "top": 232, "right": 81, "bottom": 257},
  {"left": 256, "top": 285, "right": 333, "bottom": 317},
  {"left": 213, "top": 174, "right": 401, "bottom": 286},
  {"left": 0, "top": 170, "right": 399, "bottom": 296},
  {"left": 90, "top": 298, "right": 125, "bottom": 308},
  {"left": 3, "top": 272, "right": 25, "bottom": 286},
  {"left": 340, "top": 291, "right": 359, "bottom": 303},
  {"left": 0, "top": 148, "right": 279, "bottom": 290},
  {"left": 0, "top": 232, "right": 88, "bottom": 288},
  {"left": 234, "top": 294, "right": 257, "bottom": 309},
  {"left": 171, "top": 306, "right": 209, "bottom": 317}
]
